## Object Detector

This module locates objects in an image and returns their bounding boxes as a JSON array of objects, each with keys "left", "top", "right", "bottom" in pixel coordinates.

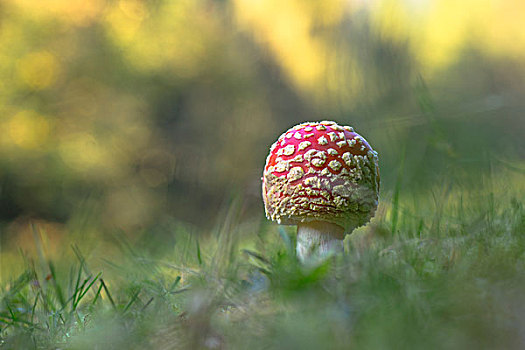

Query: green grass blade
[{"left": 100, "top": 279, "right": 116, "bottom": 309}]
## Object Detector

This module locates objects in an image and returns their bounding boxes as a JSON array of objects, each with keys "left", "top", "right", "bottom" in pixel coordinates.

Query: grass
[{"left": 1, "top": 177, "right": 524, "bottom": 349}]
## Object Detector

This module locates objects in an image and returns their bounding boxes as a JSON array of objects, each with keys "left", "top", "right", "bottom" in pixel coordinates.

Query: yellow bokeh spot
[
  {"left": 59, "top": 133, "right": 106, "bottom": 171},
  {"left": 382, "top": 0, "right": 523, "bottom": 75},
  {"left": 105, "top": 0, "right": 145, "bottom": 43},
  {"left": 234, "top": 0, "right": 326, "bottom": 93},
  {"left": 17, "top": 51, "right": 59, "bottom": 90},
  {"left": 119, "top": 0, "right": 148, "bottom": 21},
  {"left": 9, "top": 0, "right": 105, "bottom": 26},
  {"left": 104, "top": 0, "right": 210, "bottom": 76},
  {"left": 307, "top": 0, "right": 346, "bottom": 26},
  {"left": 414, "top": 0, "right": 476, "bottom": 70},
  {"left": 8, "top": 110, "right": 50, "bottom": 149}
]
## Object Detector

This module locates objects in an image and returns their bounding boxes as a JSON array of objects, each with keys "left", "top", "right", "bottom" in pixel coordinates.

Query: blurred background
[{"left": 1, "top": 0, "right": 524, "bottom": 277}]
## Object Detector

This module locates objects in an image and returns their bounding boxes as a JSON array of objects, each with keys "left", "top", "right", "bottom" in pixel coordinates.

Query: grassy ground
[{"left": 1, "top": 173, "right": 524, "bottom": 349}]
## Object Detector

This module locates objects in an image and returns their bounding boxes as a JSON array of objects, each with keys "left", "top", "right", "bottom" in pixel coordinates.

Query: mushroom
[{"left": 262, "top": 121, "right": 380, "bottom": 263}]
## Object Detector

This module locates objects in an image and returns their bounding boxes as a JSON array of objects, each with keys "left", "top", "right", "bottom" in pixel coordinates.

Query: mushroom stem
[{"left": 296, "top": 221, "right": 345, "bottom": 263}]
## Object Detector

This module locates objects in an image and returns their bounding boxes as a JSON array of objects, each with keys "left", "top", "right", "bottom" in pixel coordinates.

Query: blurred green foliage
[{"left": 1, "top": 182, "right": 524, "bottom": 349}]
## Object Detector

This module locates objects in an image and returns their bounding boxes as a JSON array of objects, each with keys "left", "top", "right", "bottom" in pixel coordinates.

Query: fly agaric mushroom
[{"left": 262, "top": 121, "right": 380, "bottom": 262}]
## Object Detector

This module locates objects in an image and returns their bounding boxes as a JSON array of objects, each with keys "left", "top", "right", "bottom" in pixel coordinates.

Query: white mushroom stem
[{"left": 296, "top": 221, "right": 345, "bottom": 263}]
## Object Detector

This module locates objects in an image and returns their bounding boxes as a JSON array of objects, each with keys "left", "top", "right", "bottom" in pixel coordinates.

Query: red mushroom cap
[{"left": 262, "top": 121, "right": 380, "bottom": 233}]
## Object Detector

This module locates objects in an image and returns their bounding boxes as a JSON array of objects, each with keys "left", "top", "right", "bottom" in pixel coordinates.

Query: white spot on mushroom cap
[
  {"left": 316, "top": 150, "right": 327, "bottom": 159},
  {"left": 328, "top": 160, "right": 342, "bottom": 171},
  {"left": 290, "top": 154, "right": 304, "bottom": 163},
  {"left": 317, "top": 136, "right": 328, "bottom": 145},
  {"left": 283, "top": 144, "right": 295, "bottom": 156},
  {"left": 342, "top": 152, "right": 353, "bottom": 166},
  {"left": 327, "top": 148, "right": 338, "bottom": 156},
  {"left": 304, "top": 149, "right": 316, "bottom": 160},
  {"left": 304, "top": 126, "right": 313, "bottom": 132},
  {"left": 333, "top": 184, "right": 352, "bottom": 198},
  {"left": 305, "top": 187, "right": 320, "bottom": 196},
  {"left": 274, "top": 162, "right": 287, "bottom": 172},
  {"left": 287, "top": 167, "right": 305, "bottom": 181},
  {"left": 316, "top": 124, "right": 326, "bottom": 131},
  {"left": 304, "top": 176, "right": 321, "bottom": 188},
  {"left": 311, "top": 158, "right": 326, "bottom": 167},
  {"left": 321, "top": 178, "right": 331, "bottom": 189},
  {"left": 328, "top": 132, "right": 338, "bottom": 142},
  {"left": 298, "top": 141, "right": 311, "bottom": 151},
  {"left": 336, "top": 141, "right": 347, "bottom": 148},
  {"left": 293, "top": 132, "right": 302, "bottom": 140}
]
